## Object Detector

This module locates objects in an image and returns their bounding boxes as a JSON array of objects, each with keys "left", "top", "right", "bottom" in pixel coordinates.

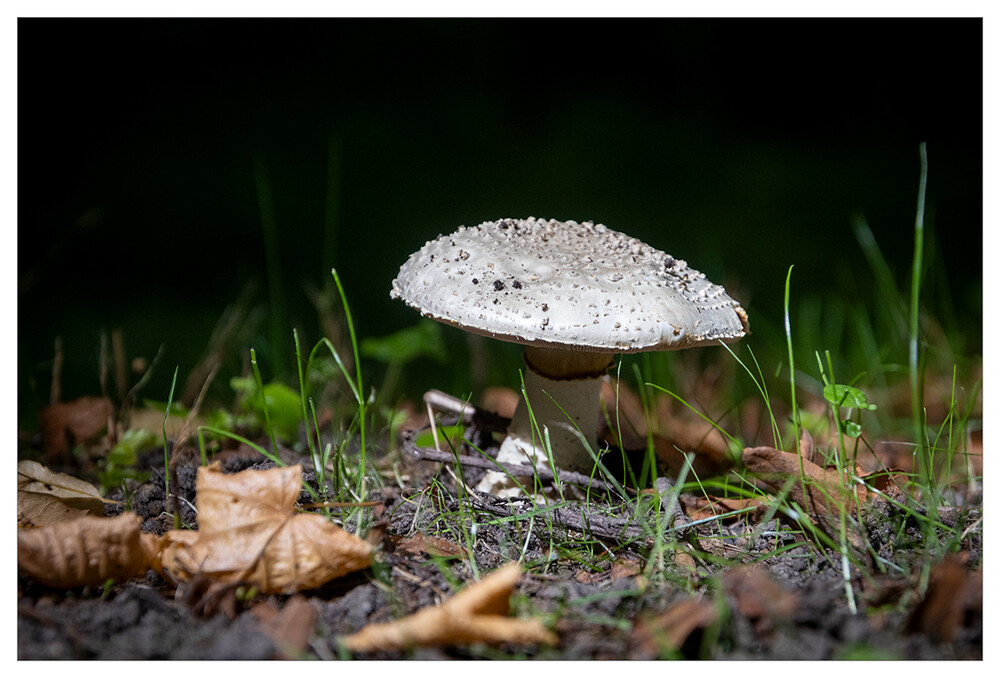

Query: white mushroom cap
[{"left": 391, "top": 217, "right": 749, "bottom": 354}]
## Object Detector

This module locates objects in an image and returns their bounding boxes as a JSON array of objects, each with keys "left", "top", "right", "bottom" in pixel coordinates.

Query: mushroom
[{"left": 390, "top": 218, "right": 749, "bottom": 487}]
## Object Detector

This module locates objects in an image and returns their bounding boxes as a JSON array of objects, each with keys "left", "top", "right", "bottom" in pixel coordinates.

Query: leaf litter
[
  {"left": 18, "top": 459, "right": 118, "bottom": 527},
  {"left": 158, "top": 462, "right": 373, "bottom": 594},
  {"left": 17, "top": 375, "right": 982, "bottom": 659}
]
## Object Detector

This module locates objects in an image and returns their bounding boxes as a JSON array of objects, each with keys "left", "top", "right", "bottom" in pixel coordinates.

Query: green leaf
[
  {"left": 360, "top": 319, "right": 446, "bottom": 365},
  {"left": 414, "top": 424, "right": 465, "bottom": 449},
  {"left": 230, "top": 377, "right": 303, "bottom": 441},
  {"left": 839, "top": 419, "right": 863, "bottom": 438},
  {"left": 108, "top": 428, "right": 160, "bottom": 466},
  {"left": 823, "top": 384, "right": 877, "bottom": 411}
]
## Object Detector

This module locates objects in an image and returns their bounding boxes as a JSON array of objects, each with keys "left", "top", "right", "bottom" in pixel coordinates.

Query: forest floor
[{"left": 16, "top": 387, "right": 983, "bottom": 661}]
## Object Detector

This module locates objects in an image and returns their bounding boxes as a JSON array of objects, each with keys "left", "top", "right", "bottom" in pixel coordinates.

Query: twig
[
  {"left": 458, "top": 490, "right": 649, "bottom": 544},
  {"left": 402, "top": 432, "right": 629, "bottom": 496}
]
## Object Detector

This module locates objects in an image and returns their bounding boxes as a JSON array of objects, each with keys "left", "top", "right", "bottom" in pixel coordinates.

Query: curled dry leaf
[
  {"left": 18, "top": 459, "right": 115, "bottom": 527},
  {"left": 18, "top": 512, "right": 161, "bottom": 588},
  {"left": 742, "top": 445, "right": 868, "bottom": 516},
  {"left": 159, "top": 463, "right": 372, "bottom": 594},
  {"left": 340, "top": 562, "right": 556, "bottom": 652}
]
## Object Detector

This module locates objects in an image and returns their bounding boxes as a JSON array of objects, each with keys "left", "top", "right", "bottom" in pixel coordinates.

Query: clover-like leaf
[{"left": 823, "top": 383, "right": 877, "bottom": 411}]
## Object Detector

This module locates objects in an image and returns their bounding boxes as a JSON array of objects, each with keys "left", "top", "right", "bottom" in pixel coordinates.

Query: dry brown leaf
[
  {"left": 723, "top": 566, "right": 798, "bottom": 633},
  {"left": 39, "top": 396, "right": 114, "bottom": 459},
  {"left": 18, "top": 512, "right": 161, "bottom": 588},
  {"left": 610, "top": 558, "right": 642, "bottom": 580},
  {"left": 680, "top": 494, "right": 771, "bottom": 523},
  {"left": 159, "top": 463, "right": 372, "bottom": 594},
  {"left": 340, "top": 562, "right": 556, "bottom": 652},
  {"left": 394, "top": 532, "right": 468, "bottom": 559},
  {"left": 255, "top": 595, "right": 318, "bottom": 659},
  {"left": 631, "top": 598, "right": 718, "bottom": 659},
  {"left": 907, "top": 553, "right": 982, "bottom": 643},
  {"left": 742, "top": 445, "right": 868, "bottom": 515},
  {"left": 17, "top": 460, "right": 115, "bottom": 527},
  {"left": 861, "top": 467, "right": 908, "bottom": 500}
]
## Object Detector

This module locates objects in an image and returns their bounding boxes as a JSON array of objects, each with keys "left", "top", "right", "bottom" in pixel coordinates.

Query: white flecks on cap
[{"left": 390, "top": 217, "right": 749, "bottom": 353}]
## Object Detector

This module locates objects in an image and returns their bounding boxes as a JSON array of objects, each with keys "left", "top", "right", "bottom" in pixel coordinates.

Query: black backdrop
[{"left": 17, "top": 18, "right": 983, "bottom": 420}]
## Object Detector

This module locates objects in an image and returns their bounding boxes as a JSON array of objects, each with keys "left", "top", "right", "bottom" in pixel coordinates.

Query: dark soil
[{"left": 17, "top": 428, "right": 983, "bottom": 660}]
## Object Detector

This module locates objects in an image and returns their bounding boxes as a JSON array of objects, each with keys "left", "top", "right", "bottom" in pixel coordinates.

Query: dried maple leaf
[
  {"left": 159, "top": 463, "right": 372, "bottom": 594},
  {"left": 340, "top": 562, "right": 556, "bottom": 652},
  {"left": 18, "top": 512, "right": 161, "bottom": 588},
  {"left": 17, "top": 460, "right": 116, "bottom": 527}
]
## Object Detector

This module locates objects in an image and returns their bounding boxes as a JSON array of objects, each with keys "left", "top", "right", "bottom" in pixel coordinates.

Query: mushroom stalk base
[
  {"left": 476, "top": 350, "right": 610, "bottom": 496},
  {"left": 508, "top": 365, "right": 605, "bottom": 472}
]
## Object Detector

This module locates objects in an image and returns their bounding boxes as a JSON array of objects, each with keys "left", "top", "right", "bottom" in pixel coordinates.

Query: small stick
[
  {"left": 423, "top": 389, "right": 476, "bottom": 423},
  {"left": 425, "top": 400, "right": 441, "bottom": 451},
  {"left": 402, "top": 432, "right": 631, "bottom": 496}
]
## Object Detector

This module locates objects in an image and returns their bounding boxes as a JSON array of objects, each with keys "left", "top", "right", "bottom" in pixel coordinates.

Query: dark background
[{"left": 18, "top": 19, "right": 982, "bottom": 425}]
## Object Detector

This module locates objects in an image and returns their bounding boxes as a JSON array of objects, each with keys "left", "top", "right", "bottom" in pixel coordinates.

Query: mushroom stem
[{"left": 507, "top": 347, "right": 613, "bottom": 473}]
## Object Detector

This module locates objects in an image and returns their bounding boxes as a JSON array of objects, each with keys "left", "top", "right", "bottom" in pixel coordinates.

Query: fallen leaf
[
  {"left": 394, "top": 532, "right": 468, "bottom": 559},
  {"left": 907, "top": 553, "right": 982, "bottom": 643},
  {"left": 610, "top": 558, "right": 642, "bottom": 580},
  {"left": 255, "top": 595, "right": 318, "bottom": 659},
  {"left": 39, "top": 396, "right": 114, "bottom": 459},
  {"left": 631, "top": 598, "right": 718, "bottom": 659},
  {"left": 742, "top": 445, "right": 868, "bottom": 516},
  {"left": 798, "top": 429, "right": 814, "bottom": 463},
  {"left": 17, "top": 460, "right": 115, "bottom": 527},
  {"left": 159, "top": 463, "right": 372, "bottom": 594},
  {"left": 18, "top": 512, "right": 161, "bottom": 588},
  {"left": 723, "top": 566, "right": 798, "bottom": 633},
  {"left": 862, "top": 467, "right": 908, "bottom": 500},
  {"left": 680, "top": 494, "right": 771, "bottom": 523},
  {"left": 340, "top": 562, "right": 556, "bottom": 652}
]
